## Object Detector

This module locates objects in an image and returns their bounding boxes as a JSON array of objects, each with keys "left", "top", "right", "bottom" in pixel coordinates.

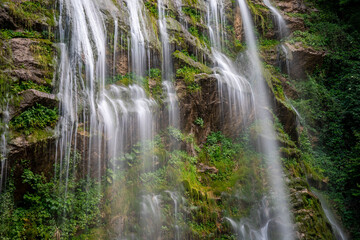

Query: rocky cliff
[{"left": 0, "top": 0, "right": 347, "bottom": 239}]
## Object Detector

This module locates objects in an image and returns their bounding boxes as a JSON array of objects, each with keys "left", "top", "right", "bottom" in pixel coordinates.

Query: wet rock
[
  {"left": 284, "top": 15, "right": 306, "bottom": 32},
  {"left": 307, "top": 175, "right": 328, "bottom": 191},
  {"left": 275, "top": 97, "right": 299, "bottom": 144},
  {"left": 167, "top": 17, "right": 212, "bottom": 64},
  {"left": 8, "top": 133, "right": 57, "bottom": 202},
  {"left": 9, "top": 89, "right": 57, "bottom": 119},
  {"left": 9, "top": 38, "right": 53, "bottom": 85},
  {"left": 173, "top": 50, "right": 211, "bottom": 73},
  {"left": 234, "top": 6, "right": 244, "bottom": 42},
  {"left": 197, "top": 163, "right": 218, "bottom": 174},
  {"left": 275, "top": 0, "right": 307, "bottom": 14},
  {"left": 289, "top": 178, "right": 335, "bottom": 240},
  {"left": 176, "top": 74, "right": 220, "bottom": 151},
  {"left": 285, "top": 42, "right": 326, "bottom": 80},
  {"left": 0, "top": 6, "right": 17, "bottom": 29}
]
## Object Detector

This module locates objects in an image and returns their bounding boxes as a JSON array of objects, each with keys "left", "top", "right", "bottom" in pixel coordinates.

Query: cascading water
[
  {"left": 312, "top": 189, "right": 348, "bottom": 240},
  {"left": 262, "top": 0, "right": 288, "bottom": 39},
  {"left": 226, "top": 198, "right": 283, "bottom": 240},
  {"left": 207, "top": 0, "right": 254, "bottom": 128},
  {"left": 262, "top": 0, "right": 291, "bottom": 75},
  {"left": 141, "top": 194, "right": 162, "bottom": 239},
  {"left": 166, "top": 190, "right": 181, "bottom": 240},
  {"left": 158, "top": 0, "right": 180, "bottom": 129},
  {"left": 0, "top": 101, "right": 9, "bottom": 193},
  {"left": 57, "top": 0, "right": 157, "bottom": 233},
  {"left": 56, "top": 0, "right": 107, "bottom": 188},
  {"left": 126, "top": 0, "right": 149, "bottom": 78},
  {"left": 236, "top": 0, "right": 294, "bottom": 238}
]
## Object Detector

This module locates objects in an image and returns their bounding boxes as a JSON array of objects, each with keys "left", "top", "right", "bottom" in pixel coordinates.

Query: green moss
[
  {"left": 173, "top": 50, "right": 211, "bottom": 74},
  {"left": 247, "top": 0, "right": 271, "bottom": 35},
  {"left": 144, "top": 1, "right": 159, "bottom": 18},
  {"left": 4, "top": 0, "right": 56, "bottom": 28},
  {"left": 182, "top": 6, "right": 201, "bottom": 23}
]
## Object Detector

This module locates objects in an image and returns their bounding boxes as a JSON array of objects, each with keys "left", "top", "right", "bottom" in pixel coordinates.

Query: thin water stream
[
  {"left": 312, "top": 189, "right": 348, "bottom": 240},
  {"left": 0, "top": 101, "right": 9, "bottom": 193},
  {"left": 158, "top": 0, "right": 180, "bottom": 129}
]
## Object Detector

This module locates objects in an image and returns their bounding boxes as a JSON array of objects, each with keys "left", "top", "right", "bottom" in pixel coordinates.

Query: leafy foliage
[
  {"left": 10, "top": 104, "right": 58, "bottom": 135},
  {"left": 0, "top": 156, "right": 102, "bottom": 239},
  {"left": 291, "top": 2, "right": 360, "bottom": 236}
]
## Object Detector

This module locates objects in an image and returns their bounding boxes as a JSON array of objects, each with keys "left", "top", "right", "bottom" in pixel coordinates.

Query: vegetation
[
  {"left": 1, "top": 0, "right": 359, "bottom": 238},
  {"left": 289, "top": 0, "right": 360, "bottom": 237},
  {"left": 0, "top": 156, "right": 102, "bottom": 240},
  {"left": 2, "top": 0, "right": 56, "bottom": 28},
  {"left": 10, "top": 104, "right": 58, "bottom": 135}
]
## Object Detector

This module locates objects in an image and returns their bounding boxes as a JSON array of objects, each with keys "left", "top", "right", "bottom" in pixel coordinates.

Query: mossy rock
[{"left": 173, "top": 50, "right": 211, "bottom": 74}]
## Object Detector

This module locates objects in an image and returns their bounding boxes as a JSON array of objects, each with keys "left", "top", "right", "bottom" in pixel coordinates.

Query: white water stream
[
  {"left": 212, "top": 0, "right": 295, "bottom": 238},
  {"left": 158, "top": 0, "right": 180, "bottom": 129},
  {"left": 312, "top": 189, "right": 348, "bottom": 240},
  {"left": 0, "top": 102, "right": 9, "bottom": 193},
  {"left": 207, "top": 0, "right": 254, "bottom": 125}
]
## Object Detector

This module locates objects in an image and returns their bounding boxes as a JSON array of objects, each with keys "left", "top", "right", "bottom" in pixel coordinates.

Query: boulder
[
  {"left": 10, "top": 38, "right": 53, "bottom": 85},
  {"left": 0, "top": 6, "right": 17, "bottom": 29},
  {"left": 9, "top": 89, "right": 57, "bottom": 119},
  {"left": 197, "top": 163, "right": 219, "bottom": 174},
  {"left": 285, "top": 42, "right": 326, "bottom": 80},
  {"left": 275, "top": 0, "right": 307, "bottom": 14}
]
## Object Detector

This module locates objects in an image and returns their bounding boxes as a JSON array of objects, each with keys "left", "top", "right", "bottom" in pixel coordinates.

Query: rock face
[
  {"left": 9, "top": 38, "right": 53, "bottom": 85},
  {"left": 276, "top": 0, "right": 307, "bottom": 14},
  {"left": 289, "top": 178, "right": 335, "bottom": 240},
  {"left": 285, "top": 42, "right": 326, "bottom": 80},
  {"left": 234, "top": 6, "right": 244, "bottom": 42},
  {"left": 0, "top": 6, "right": 17, "bottom": 29},
  {"left": 177, "top": 74, "right": 221, "bottom": 153},
  {"left": 8, "top": 134, "right": 57, "bottom": 201},
  {"left": 9, "top": 89, "right": 57, "bottom": 119}
]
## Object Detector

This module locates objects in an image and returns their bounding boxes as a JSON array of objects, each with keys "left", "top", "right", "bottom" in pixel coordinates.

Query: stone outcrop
[
  {"left": 275, "top": 0, "right": 307, "bottom": 14},
  {"left": 0, "top": 6, "right": 17, "bottom": 29},
  {"left": 176, "top": 74, "right": 220, "bottom": 153},
  {"left": 9, "top": 89, "right": 57, "bottom": 119},
  {"left": 8, "top": 133, "right": 57, "bottom": 201},
  {"left": 285, "top": 42, "right": 326, "bottom": 80},
  {"left": 197, "top": 163, "right": 218, "bottom": 174},
  {"left": 289, "top": 178, "right": 335, "bottom": 240},
  {"left": 234, "top": 6, "right": 244, "bottom": 42},
  {"left": 9, "top": 38, "right": 53, "bottom": 85}
]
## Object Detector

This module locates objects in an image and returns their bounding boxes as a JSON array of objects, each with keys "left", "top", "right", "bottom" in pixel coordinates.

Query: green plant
[
  {"left": 10, "top": 104, "right": 58, "bottom": 135},
  {"left": 194, "top": 117, "right": 204, "bottom": 127},
  {"left": 11, "top": 81, "right": 52, "bottom": 94},
  {"left": 0, "top": 153, "right": 102, "bottom": 239}
]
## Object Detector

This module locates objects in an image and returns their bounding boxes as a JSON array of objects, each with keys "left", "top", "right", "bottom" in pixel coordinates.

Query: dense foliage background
[{"left": 294, "top": 0, "right": 360, "bottom": 237}]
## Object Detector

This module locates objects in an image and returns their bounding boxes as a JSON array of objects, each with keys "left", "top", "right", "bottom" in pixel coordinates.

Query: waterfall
[
  {"left": 158, "top": 0, "right": 180, "bottom": 129},
  {"left": 262, "top": 0, "right": 291, "bottom": 75},
  {"left": 312, "top": 189, "right": 348, "bottom": 240},
  {"left": 166, "top": 190, "right": 181, "bottom": 240},
  {"left": 57, "top": 0, "right": 107, "bottom": 187},
  {"left": 262, "top": 0, "right": 288, "bottom": 39},
  {"left": 126, "top": 0, "right": 149, "bottom": 78},
  {"left": 235, "top": 0, "right": 295, "bottom": 239},
  {"left": 207, "top": 0, "right": 254, "bottom": 128},
  {"left": 141, "top": 194, "right": 162, "bottom": 239},
  {"left": 0, "top": 101, "right": 9, "bottom": 193}
]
